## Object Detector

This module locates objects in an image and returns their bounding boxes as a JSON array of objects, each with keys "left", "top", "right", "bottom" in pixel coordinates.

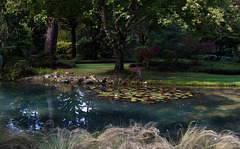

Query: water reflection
[{"left": 1, "top": 82, "right": 240, "bottom": 134}]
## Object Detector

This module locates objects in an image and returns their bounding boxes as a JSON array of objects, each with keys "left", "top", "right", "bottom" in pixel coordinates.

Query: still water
[{"left": 1, "top": 82, "right": 240, "bottom": 135}]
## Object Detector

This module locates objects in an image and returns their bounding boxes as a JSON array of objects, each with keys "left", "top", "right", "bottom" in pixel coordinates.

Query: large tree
[{"left": 95, "top": 0, "right": 153, "bottom": 73}]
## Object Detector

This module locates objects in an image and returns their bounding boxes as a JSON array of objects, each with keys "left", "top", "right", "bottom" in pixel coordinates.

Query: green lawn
[
  {"left": 143, "top": 72, "right": 240, "bottom": 86},
  {"left": 62, "top": 63, "right": 240, "bottom": 86},
  {"left": 63, "top": 63, "right": 131, "bottom": 76}
]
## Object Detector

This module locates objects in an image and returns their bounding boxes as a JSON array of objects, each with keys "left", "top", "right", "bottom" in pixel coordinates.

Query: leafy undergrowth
[
  {"left": 1, "top": 123, "right": 240, "bottom": 149},
  {"left": 92, "top": 86, "right": 193, "bottom": 104}
]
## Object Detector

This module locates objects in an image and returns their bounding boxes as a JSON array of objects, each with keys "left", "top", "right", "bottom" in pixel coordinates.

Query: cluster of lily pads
[{"left": 92, "top": 86, "right": 193, "bottom": 104}]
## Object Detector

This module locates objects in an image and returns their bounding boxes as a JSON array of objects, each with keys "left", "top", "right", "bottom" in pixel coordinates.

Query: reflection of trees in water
[
  {"left": 2, "top": 84, "right": 240, "bottom": 133},
  {"left": 0, "top": 83, "right": 47, "bottom": 130},
  {"left": 52, "top": 85, "right": 97, "bottom": 130}
]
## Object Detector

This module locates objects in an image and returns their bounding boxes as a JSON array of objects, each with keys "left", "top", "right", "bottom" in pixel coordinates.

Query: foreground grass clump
[
  {"left": 1, "top": 123, "right": 240, "bottom": 149},
  {"left": 176, "top": 124, "right": 240, "bottom": 149},
  {"left": 0, "top": 128, "right": 35, "bottom": 149}
]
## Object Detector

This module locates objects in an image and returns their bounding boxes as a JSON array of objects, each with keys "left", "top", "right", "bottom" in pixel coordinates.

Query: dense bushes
[
  {"left": 30, "top": 53, "right": 76, "bottom": 69},
  {"left": 133, "top": 58, "right": 240, "bottom": 75},
  {"left": 56, "top": 41, "right": 73, "bottom": 58}
]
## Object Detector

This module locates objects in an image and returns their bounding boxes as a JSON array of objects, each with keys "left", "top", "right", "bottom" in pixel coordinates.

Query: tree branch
[
  {"left": 98, "top": 0, "right": 114, "bottom": 42},
  {"left": 124, "top": 15, "right": 148, "bottom": 37}
]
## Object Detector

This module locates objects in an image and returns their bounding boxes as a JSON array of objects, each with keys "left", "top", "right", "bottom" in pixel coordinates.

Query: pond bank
[
  {"left": 18, "top": 71, "right": 109, "bottom": 84},
  {"left": 9, "top": 68, "right": 240, "bottom": 87}
]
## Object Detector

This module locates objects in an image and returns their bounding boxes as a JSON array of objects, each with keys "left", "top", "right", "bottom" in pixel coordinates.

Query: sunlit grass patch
[
  {"left": 63, "top": 63, "right": 131, "bottom": 76},
  {"left": 143, "top": 72, "right": 240, "bottom": 86}
]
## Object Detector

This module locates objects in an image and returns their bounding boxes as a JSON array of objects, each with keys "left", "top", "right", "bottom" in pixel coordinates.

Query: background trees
[{"left": 0, "top": 0, "right": 239, "bottom": 76}]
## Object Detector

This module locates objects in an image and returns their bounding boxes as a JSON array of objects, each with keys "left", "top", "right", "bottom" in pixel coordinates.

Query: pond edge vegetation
[{"left": 1, "top": 122, "right": 240, "bottom": 149}]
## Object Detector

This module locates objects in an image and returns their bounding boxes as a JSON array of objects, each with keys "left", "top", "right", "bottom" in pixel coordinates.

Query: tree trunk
[
  {"left": 71, "top": 25, "right": 76, "bottom": 59},
  {"left": 114, "top": 49, "right": 124, "bottom": 72},
  {"left": 130, "top": 27, "right": 134, "bottom": 58},
  {"left": 44, "top": 20, "right": 58, "bottom": 56},
  {"left": 99, "top": 0, "right": 124, "bottom": 73},
  {"left": 113, "top": 41, "right": 124, "bottom": 73}
]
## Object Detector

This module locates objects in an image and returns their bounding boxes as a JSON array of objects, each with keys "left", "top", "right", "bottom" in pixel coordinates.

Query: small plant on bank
[
  {"left": 136, "top": 45, "right": 161, "bottom": 67},
  {"left": 36, "top": 68, "right": 53, "bottom": 75},
  {"left": 56, "top": 68, "right": 64, "bottom": 74}
]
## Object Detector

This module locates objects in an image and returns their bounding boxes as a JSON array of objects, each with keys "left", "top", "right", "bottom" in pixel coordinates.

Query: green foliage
[
  {"left": 2, "top": 62, "right": 36, "bottom": 80},
  {"left": 161, "top": 49, "right": 177, "bottom": 64},
  {"left": 30, "top": 53, "right": 56, "bottom": 68},
  {"left": 233, "top": 54, "right": 240, "bottom": 63},
  {"left": 56, "top": 68, "right": 64, "bottom": 74},
  {"left": 77, "top": 36, "right": 92, "bottom": 59},
  {"left": 129, "top": 63, "right": 145, "bottom": 68},
  {"left": 133, "top": 46, "right": 147, "bottom": 63},
  {"left": 36, "top": 68, "right": 53, "bottom": 75},
  {"left": 197, "top": 54, "right": 232, "bottom": 61},
  {"left": 153, "top": 23, "right": 185, "bottom": 53},
  {"left": 196, "top": 54, "right": 217, "bottom": 61},
  {"left": 11, "top": 25, "right": 33, "bottom": 56},
  {"left": 55, "top": 59, "right": 76, "bottom": 68},
  {"left": 0, "top": 10, "right": 15, "bottom": 69},
  {"left": 56, "top": 41, "right": 74, "bottom": 58}
]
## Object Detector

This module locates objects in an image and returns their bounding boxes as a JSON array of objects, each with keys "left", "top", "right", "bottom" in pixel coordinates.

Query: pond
[{"left": 1, "top": 82, "right": 240, "bottom": 136}]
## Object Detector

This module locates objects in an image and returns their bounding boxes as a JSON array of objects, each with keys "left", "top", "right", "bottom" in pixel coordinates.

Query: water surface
[{"left": 1, "top": 82, "right": 240, "bottom": 135}]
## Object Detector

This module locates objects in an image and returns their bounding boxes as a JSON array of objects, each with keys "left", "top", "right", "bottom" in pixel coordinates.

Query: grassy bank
[
  {"left": 1, "top": 123, "right": 240, "bottom": 149},
  {"left": 62, "top": 63, "right": 131, "bottom": 76},
  {"left": 143, "top": 72, "right": 240, "bottom": 86},
  {"left": 59, "top": 63, "right": 240, "bottom": 86}
]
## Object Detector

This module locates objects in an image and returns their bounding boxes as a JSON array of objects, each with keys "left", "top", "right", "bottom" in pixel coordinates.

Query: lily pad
[{"left": 94, "top": 86, "right": 193, "bottom": 104}]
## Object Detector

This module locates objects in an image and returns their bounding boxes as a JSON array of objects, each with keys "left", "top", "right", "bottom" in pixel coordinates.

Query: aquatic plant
[{"left": 93, "top": 86, "right": 193, "bottom": 104}]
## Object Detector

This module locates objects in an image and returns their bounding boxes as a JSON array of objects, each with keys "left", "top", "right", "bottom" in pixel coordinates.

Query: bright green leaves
[{"left": 93, "top": 86, "right": 193, "bottom": 104}]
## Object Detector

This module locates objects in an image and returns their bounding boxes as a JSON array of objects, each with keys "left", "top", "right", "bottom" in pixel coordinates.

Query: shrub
[
  {"left": 55, "top": 59, "right": 76, "bottom": 68},
  {"left": 30, "top": 53, "right": 56, "bottom": 68},
  {"left": 161, "top": 49, "right": 177, "bottom": 65},
  {"left": 196, "top": 54, "right": 217, "bottom": 60},
  {"left": 129, "top": 63, "right": 145, "bottom": 68},
  {"left": 136, "top": 45, "right": 161, "bottom": 67},
  {"left": 11, "top": 25, "right": 33, "bottom": 57},
  {"left": 182, "top": 36, "right": 216, "bottom": 58},
  {"left": 56, "top": 41, "right": 75, "bottom": 58},
  {"left": 133, "top": 46, "right": 147, "bottom": 63},
  {"left": 36, "top": 68, "right": 53, "bottom": 75}
]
